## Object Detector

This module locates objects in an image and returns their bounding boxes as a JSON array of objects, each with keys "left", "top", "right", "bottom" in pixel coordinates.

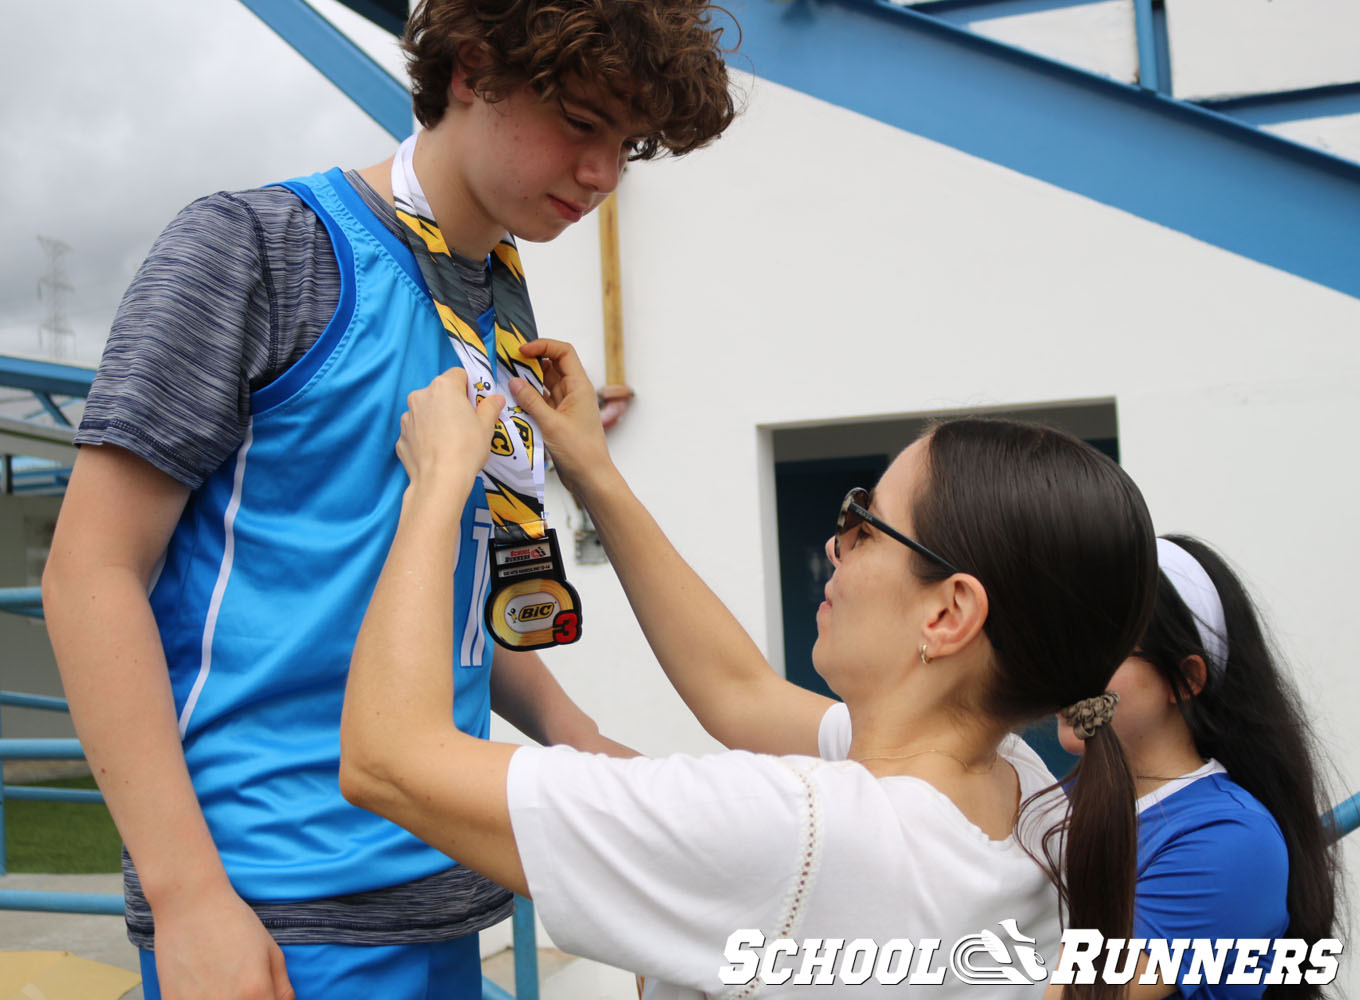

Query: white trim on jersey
[
  {"left": 461, "top": 507, "right": 494, "bottom": 668},
  {"left": 178, "top": 422, "right": 254, "bottom": 738}
]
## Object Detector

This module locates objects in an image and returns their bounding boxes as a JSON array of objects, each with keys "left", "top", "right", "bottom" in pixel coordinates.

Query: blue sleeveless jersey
[{"left": 149, "top": 168, "right": 497, "bottom": 903}]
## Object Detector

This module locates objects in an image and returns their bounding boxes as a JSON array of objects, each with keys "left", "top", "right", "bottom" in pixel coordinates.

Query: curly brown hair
[{"left": 402, "top": 0, "right": 738, "bottom": 158}]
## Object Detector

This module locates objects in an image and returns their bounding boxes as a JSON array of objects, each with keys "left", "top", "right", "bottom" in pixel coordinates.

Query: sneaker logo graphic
[{"left": 951, "top": 919, "right": 1048, "bottom": 985}]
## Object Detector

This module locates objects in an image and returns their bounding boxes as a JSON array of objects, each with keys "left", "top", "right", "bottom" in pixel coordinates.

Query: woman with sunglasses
[
  {"left": 1055, "top": 536, "right": 1338, "bottom": 1000},
  {"left": 340, "top": 339, "right": 1156, "bottom": 999}
]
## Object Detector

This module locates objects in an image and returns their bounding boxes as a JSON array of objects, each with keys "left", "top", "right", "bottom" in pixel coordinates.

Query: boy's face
[{"left": 453, "top": 78, "right": 649, "bottom": 244}]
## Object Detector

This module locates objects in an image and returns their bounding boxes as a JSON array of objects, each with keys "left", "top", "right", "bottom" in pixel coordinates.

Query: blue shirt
[
  {"left": 150, "top": 168, "right": 498, "bottom": 903},
  {"left": 1136, "top": 768, "right": 1289, "bottom": 999}
]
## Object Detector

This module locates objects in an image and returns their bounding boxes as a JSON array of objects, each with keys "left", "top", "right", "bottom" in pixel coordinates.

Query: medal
[
  {"left": 485, "top": 530, "right": 583, "bottom": 650},
  {"left": 391, "top": 134, "right": 583, "bottom": 649}
]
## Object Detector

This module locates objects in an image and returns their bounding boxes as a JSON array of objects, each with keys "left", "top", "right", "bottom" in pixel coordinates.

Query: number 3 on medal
[{"left": 553, "top": 610, "right": 580, "bottom": 644}]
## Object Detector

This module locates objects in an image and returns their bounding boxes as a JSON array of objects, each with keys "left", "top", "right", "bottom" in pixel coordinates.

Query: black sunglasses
[{"left": 835, "top": 487, "right": 963, "bottom": 575}]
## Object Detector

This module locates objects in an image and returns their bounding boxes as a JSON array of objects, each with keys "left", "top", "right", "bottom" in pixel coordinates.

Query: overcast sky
[{"left": 0, "top": 0, "right": 407, "bottom": 367}]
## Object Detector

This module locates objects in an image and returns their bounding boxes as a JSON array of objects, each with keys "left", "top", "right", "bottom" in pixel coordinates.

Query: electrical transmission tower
[{"left": 37, "top": 235, "right": 75, "bottom": 360}]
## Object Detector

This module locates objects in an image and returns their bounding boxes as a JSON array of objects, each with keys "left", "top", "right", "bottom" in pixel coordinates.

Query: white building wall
[
  {"left": 1169, "top": 0, "right": 1360, "bottom": 163},
  {"left": 505, "top": 71, "right": 1360, "bottom": 989},
  {"left": 1167, "top": 0, "right": 1360, "bottom": 100},
  {"left": 909, "top": 0, "right": 1141, "bottom": 85},
  {"left": 1264, "top": 111, "right": 1360, "bottom": 164}
]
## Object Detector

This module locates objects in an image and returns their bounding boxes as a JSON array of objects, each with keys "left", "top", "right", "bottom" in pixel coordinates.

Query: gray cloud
[{"left": 1, "top": 0, "right": 406, "bottom": 365}]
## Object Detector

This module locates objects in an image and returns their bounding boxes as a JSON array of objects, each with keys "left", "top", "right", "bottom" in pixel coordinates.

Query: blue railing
[
  {"left": 0, "top": 683, "right": 120, "bottom": 916},
  {"left": 0, "top": 587, "right": 44, "bottom": 618},
  {"left": 0, "top": 587, "right": 540, "bottom": 998},
  {"left": 1324, "top": 790, "right": 1360, "bottom": 841}
]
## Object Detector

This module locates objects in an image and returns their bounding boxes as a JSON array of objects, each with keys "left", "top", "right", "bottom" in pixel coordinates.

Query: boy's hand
[
  {"left": 397, "top": 368, "right": 504, "bottom": 493},
  {"left": 510, "top": 339, "right": 613, "bottom": 496},
  {"left": 153, "top": 884, "right": 293, "bottom": 999}
]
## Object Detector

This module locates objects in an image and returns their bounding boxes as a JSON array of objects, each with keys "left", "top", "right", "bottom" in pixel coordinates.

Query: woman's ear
[
  {"left": 1175, "top": 654, "right": 1208, "bottom": 699},
  {"left": 921, "top": 574, "right": 989, "bottom": 660}
]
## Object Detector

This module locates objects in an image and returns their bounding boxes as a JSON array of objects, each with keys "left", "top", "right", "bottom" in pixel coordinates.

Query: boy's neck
[
  {"left": 356, "top": 126, "right": 503, "bottom": 261},
  {"left": 355, "top": 158, "right": 395, "bottom": 208},
  {"left": 416, "top": 126, "right": 503, "bottom": 259}
]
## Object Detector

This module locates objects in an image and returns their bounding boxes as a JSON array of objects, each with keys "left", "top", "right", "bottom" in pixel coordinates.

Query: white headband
[{"left": 1155, "top": 538, "right": 1228, "bottom": 677}]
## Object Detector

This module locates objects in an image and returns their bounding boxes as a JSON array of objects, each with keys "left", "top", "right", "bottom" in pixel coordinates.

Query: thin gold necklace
[{"left": 856, "top": 747, "right": 999, "bottom": 775}]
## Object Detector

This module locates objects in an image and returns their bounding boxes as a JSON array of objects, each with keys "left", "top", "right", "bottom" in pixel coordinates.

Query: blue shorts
[{"left": 137, "top": 935, "right": 482, "bottom": 1000}]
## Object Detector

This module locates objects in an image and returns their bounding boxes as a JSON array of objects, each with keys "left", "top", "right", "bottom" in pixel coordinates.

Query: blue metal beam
[
  {"left": 1131, "top": 0, "right": 1169, "bottom": 94},
  {"left": 0, "top": 738, "right": 84, "bottom": 760},
  {"left": 239, "top": 0, "right": 410, "bottom": 140},
  {"left": 513, "top": 897, "right": 541, "bottom": 1000},
  {"left": 728, "top": 0, "right": 1360, "bottom": 299},
  {"left": 1204, "top": 82, "right": 1360, "bottom": 127},
  {"left": 908, "top": 0, "right": 1102, "bottom": 15},
  {"left": 1326, "top": 790, "right": 1360, "bottom": 841},
  {"left": 0, "top": 691, "right": 68, "bottom": 711},
  {"left": 3, "top": 785, "right": 103, "bottom": 803},
  {"left": 33, "top": 391, "right": 72, "bottom": 427},
  {"left": 8, "top": 465, "right": 72, "bottom": 494},
  {"left": 0, "top": 890, "right": 124, "bottom": 916},
  {"left": 0, "top": 356, "right": 93, "bottom": 398},
  {"left": 0, "top": 586, "right": 43, "bottom": 618}
]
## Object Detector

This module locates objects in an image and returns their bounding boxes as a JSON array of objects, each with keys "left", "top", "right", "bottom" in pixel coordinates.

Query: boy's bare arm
[
  {"left": 44, "top": 445, "right": 293, "bottom": 1000},
  {"left": 489, "top": 647, "right": 638, "bottom": 757}
]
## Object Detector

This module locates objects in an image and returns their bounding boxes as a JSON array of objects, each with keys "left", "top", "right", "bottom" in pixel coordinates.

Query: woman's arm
[
  {"left": 339, "top": 370, "right": 527, "bottom": 896},
  {"left": 510, "top": 340, "right": 834, "bottom": 756}
]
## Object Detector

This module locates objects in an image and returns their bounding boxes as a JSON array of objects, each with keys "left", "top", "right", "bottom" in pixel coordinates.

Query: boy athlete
[{"left": 42, "top": 2, "right": 735, "bottom": 998}]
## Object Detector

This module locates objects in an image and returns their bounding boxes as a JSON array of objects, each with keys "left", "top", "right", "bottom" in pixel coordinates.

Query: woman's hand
[
  {"left": 510, "top": 339, "right": 614, "bottom": 498},
  {"left": 396, "top": 367, "right": 504, "bottom": 494}
]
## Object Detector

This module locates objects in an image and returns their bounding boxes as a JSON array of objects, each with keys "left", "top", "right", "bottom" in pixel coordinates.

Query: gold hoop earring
[{"left": 919, "top": 643, "right": 931, "bottom": 664}]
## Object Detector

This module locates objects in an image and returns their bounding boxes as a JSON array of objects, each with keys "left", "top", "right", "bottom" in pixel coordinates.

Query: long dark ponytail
[
  {"left": 912, "top": 418, "right": 1157, "bottom": 1000},
  {"left": 1140, "top": 535, "right": 1338, "bottom": 998}
]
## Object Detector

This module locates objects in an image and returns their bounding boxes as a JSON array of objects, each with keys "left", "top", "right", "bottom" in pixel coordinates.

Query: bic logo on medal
[
  {"left": 485, "top": 529, "right": 582, "bottom": 650},
  {"left": 514, "top": 599, "right": 556, "bottom": 623}
]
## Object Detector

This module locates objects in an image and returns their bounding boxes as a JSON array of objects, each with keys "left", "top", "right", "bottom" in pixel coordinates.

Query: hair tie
[
  {"left": 1156, "top": 538, "right": 1228, "bottom": 678},
  {"left": 1061, "top": 691, "right": 1119, "bottom": 741}
]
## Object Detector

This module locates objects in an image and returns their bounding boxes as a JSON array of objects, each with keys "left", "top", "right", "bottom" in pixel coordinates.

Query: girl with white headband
[{"left": 1057, "top": 535, "right": 1338, "bottom": 1000}]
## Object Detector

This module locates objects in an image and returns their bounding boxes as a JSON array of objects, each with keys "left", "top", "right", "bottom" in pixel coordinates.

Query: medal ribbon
[
  {"left": 391, "top": 134, "right": 550, "bottom": 542},
  {"left": 391, "top": 135, "right": 582, "bottom": 650}
]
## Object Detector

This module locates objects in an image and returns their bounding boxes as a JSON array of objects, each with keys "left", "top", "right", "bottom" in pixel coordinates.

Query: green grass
[{"left": 3, "top": 776, "right": 123, "bottom": 873}]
